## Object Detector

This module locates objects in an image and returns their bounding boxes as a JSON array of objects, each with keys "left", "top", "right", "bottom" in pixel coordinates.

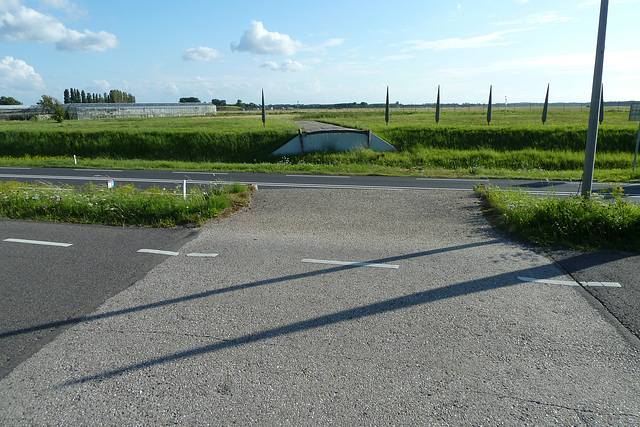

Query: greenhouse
[{"left": 66, "top": 103, "right": 217, "bottom": 120}]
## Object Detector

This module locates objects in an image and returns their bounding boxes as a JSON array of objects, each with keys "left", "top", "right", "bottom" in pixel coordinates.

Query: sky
[{"left": 1, "top": 0, "right": 639, "bottom": 106}]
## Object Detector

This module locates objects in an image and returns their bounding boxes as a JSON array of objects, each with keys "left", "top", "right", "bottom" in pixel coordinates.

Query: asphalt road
[
  {"left": 1, "top": 189, "right": 638, "bottom": 424},
  {"left": 2, "top": 166, "right": 640, "bottom": 200},
  {"left": 0, "top": 220, "right": 198, "bottom": 380}
]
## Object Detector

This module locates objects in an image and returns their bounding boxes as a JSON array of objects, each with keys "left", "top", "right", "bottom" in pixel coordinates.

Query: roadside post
[
  {"left": 581, "top": 0, "right": 609, "bottom": 197},
  {"left": 630, "top": 103, "right": 640, "bottom": 171}
]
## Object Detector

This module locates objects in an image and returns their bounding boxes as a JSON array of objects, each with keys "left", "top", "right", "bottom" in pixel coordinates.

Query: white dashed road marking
[
  {"left": 137, "top": 249, "right": 180, "bottom": 256},
  {"left": 186, "top": 253, "right": 219, "bottom": 258},
  {"left": 3, "top": 238, "right": 72, "bottom": 248},
  {"left": 518, "top": 276, "right": 621, "bottom": 288},
  {"left": 302, "top": 259, "right": 399, "bottom": 269}
]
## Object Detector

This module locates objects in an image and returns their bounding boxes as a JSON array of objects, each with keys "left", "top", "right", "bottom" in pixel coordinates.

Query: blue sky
[{"left": 1, "top": 0, "right": 639, "bottom": 106}]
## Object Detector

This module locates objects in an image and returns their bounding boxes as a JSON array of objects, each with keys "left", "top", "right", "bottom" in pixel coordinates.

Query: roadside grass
[
  {"left": 0, "top": 181, "right": 251, "bottom": 227},
  {"left": 476, "top": 184, "right": 640, "bottom": 253}
]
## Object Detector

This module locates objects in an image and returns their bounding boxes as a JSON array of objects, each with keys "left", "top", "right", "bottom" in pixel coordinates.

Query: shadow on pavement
[{"left": 54, "top": 241, "right": 630, "bottom": 387}]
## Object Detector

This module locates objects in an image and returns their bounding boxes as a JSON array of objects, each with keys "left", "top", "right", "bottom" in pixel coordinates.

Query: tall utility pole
[{"left": 582, "top": 0, "right": 609, "bottom": 197}]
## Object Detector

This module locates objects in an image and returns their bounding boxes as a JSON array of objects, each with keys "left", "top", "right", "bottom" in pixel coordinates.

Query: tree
[
  {"left": 542, "top": 84, "right": 549, "bottom": 124},
  {"left": 81, "top": 90, "right": 86, "bottom": 103},
  {"left": 385, "top": 86, "right": 389, "bottom": 125},
  {"left": 211, "top": 99, "right": 226, "bottom": 107},
  {"left": 180, "top": 97, "right": 201, "bottom": 103},
  {"left": 37, "top": 95, "right": 68, "bottom": 122},
  {"left": 63, "top": 89, "right": 70, "bottom": 104},
  {"left": 235, "top": 99, "right": 246, "bottom": 109},
  {"left": 435, "top": 85, "right": 441, "bottom": 124},
  {"left": 487, "top": 85, "right": 493, "bottom": 125},
  {"left": 0, "top": 96, "right": 22, "bottom": 105}
]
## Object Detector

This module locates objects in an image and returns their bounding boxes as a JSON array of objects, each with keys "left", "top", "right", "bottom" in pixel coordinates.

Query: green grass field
[{"left": 1, "top": 107, "right": 638, "bottom": 182}]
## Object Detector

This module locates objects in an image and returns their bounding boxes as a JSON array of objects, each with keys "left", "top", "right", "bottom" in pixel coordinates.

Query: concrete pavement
[{"left": 1, "top": 189, "right": 639, "bottom": 425}]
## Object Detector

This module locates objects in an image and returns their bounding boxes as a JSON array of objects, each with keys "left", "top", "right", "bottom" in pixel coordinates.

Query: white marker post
[{"left": 183, "top": 180, "right": 187, "bottom": 199}]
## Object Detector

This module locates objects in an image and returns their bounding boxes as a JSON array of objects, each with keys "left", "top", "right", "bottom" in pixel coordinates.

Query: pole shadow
[
  {"left": 1, "top": 239, "right": 503, "bottom": 341},
  {"left": 56, "top": 245, "right": 610, "bottom": 387}
]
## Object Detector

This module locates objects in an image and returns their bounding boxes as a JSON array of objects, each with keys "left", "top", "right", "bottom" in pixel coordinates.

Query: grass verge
[
  {"left": 476, "top": 184, "right": 640, "bottom": 253},
  {"left": 0, "top": 181, "right": 251, "bottom": 227}
]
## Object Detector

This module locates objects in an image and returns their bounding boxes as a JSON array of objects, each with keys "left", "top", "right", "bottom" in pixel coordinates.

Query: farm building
[
  {"left": 0, "top": 105, "right": 43, "bottom": 120},
  {"left": 66, "top": 103, "right": 217, "bottom": 120}
]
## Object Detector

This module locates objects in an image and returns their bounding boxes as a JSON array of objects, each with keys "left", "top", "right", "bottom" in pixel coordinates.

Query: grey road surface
[
  {"left": 0, "top": 220, "right": 198, "bottom": 380},
  {"left": 1, "top": 189, "right": 639, "bottom": 425}
]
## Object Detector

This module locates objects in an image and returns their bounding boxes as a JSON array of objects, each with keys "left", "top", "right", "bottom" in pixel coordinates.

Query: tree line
[
  {"left": 0, "top": 96, "right": 22, "bottom": 105},
  {"left": 64, "top": 88, "right": 135, "bottom": 104}
]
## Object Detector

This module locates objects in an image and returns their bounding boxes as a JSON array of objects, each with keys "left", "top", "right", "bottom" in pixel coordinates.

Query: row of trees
[
  {"left": 64, "top": 88, "right": 135, "bottom": 104},
  {"left": 0, "top": 96, "right": 22, "bottom": 105},
  {"left": 211, "top": 99, "right": 260, "bottom": 110}
]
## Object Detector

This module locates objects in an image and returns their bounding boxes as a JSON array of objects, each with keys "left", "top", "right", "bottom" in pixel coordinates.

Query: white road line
[
  {"left": 186, "top": 253, "right": 219, "bottom": 258},
  {"left": 518, "top": 276, "right": 621, "bottom": 288},
  {"left": 0, "top": 167, "right": 31, "bottom": 170},
  {"left": 302, "top": 259, "right": 399, "bottom": 269},
  {"left": 73, "top": 169, "right": 123, "bottom": 172},
  {"left": 3, "top": 238, "right": 72, "bottom": 247},
  {"left": 137, "top": 249, "right": 179, "bottom": 256},
  {"left": 286, "top": 175, "right": 350, "bottom": 179},
  {"left": 579, "top": 281, "right": 622, "bottom": 288},
  {"left": 417, "top": 177, "right": 488, "bottom": 183},
  {"left": 172, "top": 171, "right": 228, "bottom": 175}
]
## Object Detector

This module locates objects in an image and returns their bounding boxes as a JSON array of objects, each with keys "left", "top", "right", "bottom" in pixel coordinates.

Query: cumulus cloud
[
  {"left": 182, "top": 46, "right": 223, "bottom": 61},
  {"left": 0, "top": 56, "right": 44, "bottom": 90},
  {"left": 0, "top": 3, "right": 118, "bottom": 51},
  {"left": 261, "top": 59, "right": 307, "bottom": 72},
  {"left": 231, "top": 21, "right": 302, "bottom": 56}
]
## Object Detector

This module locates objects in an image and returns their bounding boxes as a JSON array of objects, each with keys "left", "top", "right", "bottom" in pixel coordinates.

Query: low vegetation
[
  {"left": 0, "top": 181, "right": 251, "bottom": 227},
  {"left": 476, "top": 184, "right": 640, "bottom": 252}
]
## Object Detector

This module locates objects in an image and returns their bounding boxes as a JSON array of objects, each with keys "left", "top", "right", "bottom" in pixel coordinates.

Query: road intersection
[{"left": 1, "top": 187, "right": 639, "bottom": 424}]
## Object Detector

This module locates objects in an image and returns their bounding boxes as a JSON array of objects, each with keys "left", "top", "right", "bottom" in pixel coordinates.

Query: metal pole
[{"left": 581, "top": 0, "right": 609, "bottom": 197}]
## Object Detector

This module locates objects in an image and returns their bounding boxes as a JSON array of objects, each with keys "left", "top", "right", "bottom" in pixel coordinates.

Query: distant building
[
  {"left": 66, "top": 103, "right": 217, "bottom": 120},
  {"left": 0, "top": 105, "right": 43, "bottom": 120}
]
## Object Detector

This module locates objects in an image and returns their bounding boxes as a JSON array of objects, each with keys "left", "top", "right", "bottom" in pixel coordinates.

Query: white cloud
[
  {"left": 0, "top": 1, "right": 20, "bottom": 13},
  {"left": 402, "top": 29, "right": 524, "bottom": 51},
  {"left": 0, "top": 56, "right": 44, "bottom": 90},
  {"left": 494, "top": 12, "right": 573, "bottom": 26},
  {"left": 231, "top": 21, "right": 302, "bottom": 56},
  {"left": 0, "top": 3, "right": 118, "bottom": 51},
  {"left": 56, "top": 28, "right": 118, "bottom": 51},
  {"left": 182, "top": 47, "right": 223, "bottom": 62},
  {"left": 322, "top": 38, "right": 345, "bottom": 47},
  {"left": 92, "top": 79, "right": 110, "bottom": 91},
  {"left": 378, "top": 54, "right": 414, "bottom": 61},
  {"left": 261, "top": 59, "right": 308, "bottom": 72}
]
